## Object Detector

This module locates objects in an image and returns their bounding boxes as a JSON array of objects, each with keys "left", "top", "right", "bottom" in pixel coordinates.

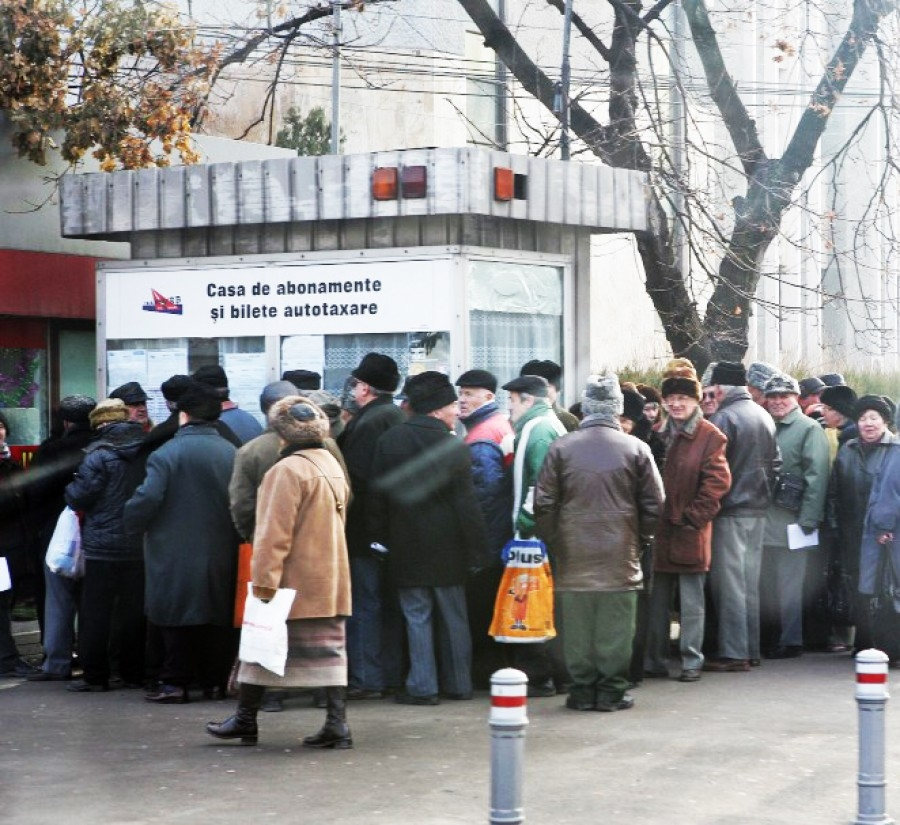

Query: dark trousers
[
  {"left": 78, "top": 558, "right": 146, "bottom": 686},
  {"left": 158, "top": 624, "right": 235, "bottom": 689},
  {"left": 466, "top": 567, "right": 507, "bottom": 688},
  {"left": 0, "top": 590, "right": 19, "bottom": 669}
]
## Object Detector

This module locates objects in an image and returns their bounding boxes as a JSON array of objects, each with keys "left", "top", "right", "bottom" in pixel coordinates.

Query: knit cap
[{"left": 581, "top": 374, "right": 624, "bottom": 417}]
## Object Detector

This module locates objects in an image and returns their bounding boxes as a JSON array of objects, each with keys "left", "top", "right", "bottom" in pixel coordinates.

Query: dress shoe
[
  {"left": 26, "top": 671, "right": 72, "bottom": 682},
  {"left": 0, "top": 658, "right": 41, "bottom": 678},
  {"left": 346, "top": 687, "right": 384, "bottom": 700},
  {"left": 702, "top": 658, "right": 750, "bottom": 672},
  {"left": 565, "top": 696, "right": 595, "bottom": 711},
  {"left": 595, "top": 694, "right": 635, "bottom": 712},
  {"left": 145, "top": 684, "right": 189, "bottom": 704},
  {"left": 679, "top": 669, "right": 702, "bottom": 683},
  {"left": 526, "top": 680, "right": 557, "bottom": 698},
  {"left": 765, "top": 646, "right": 803, "bottom": 659},
  {"left": 66, "top": 679, "right": 109, "bottom": 693},
  {"left": 440, "top": 691, "right": 473, "bottom": 700},
  {"left": 394, "top": 691, "right": 440, "bottom": 706}
]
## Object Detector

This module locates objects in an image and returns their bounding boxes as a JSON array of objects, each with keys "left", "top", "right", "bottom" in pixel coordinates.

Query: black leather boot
[
  {"left": 206, "top": 683, "right": 265, "bottom": 744},
  {"left": 302, "top": 686, "right": 353, "bottom": 749}
]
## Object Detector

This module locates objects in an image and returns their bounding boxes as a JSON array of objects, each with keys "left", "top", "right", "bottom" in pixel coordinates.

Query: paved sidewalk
[{"left": 1, "top": 652, "right": 897, "bottom": 824}]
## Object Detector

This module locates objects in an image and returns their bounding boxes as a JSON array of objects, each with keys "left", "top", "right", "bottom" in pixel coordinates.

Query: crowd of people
[{"left": 1, "top": 352, "right": 900, "bottom": 741}]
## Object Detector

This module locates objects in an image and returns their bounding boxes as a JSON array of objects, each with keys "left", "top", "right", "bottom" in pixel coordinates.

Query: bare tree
[{"left": 459, "top": 0, "right": 899, "bottom": 371}]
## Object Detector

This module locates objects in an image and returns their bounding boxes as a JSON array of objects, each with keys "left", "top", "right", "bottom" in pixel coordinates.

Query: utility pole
[
  {"left": 555, "top": 0, "right": 574, "bottom": 161},
  {"left": 331, "top": 0, "right": 342, "bottom": 155}
]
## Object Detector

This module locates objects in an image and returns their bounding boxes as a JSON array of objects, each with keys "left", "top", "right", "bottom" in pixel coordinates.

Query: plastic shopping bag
[
  {"left": 238, "top": 584, "right": 297, "bottom": 676},
  {"left": 488, "top": 537, "right": 556, "bottom": 643},
  {"left": 45, "top": 507, "right": 84, "bottom": 578}
]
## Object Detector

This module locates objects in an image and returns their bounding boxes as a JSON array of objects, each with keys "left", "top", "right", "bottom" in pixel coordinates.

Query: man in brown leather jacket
[{"left": 534, "top": 374, "right": 664, "bottom": 712}]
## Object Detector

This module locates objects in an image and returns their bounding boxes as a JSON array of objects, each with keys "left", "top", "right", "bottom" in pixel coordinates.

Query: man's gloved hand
[{"left": 801, "top": 524, "right": 817, "bottom": 536}]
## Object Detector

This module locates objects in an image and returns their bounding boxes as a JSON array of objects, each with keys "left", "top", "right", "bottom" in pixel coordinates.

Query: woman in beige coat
[{"left": 207, "top": 396, "right": 352, "bottom": 747}]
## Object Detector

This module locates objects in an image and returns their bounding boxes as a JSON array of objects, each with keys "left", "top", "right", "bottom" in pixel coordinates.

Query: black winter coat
[
  {"left": 368, "top": 415, "right": 488, "bottom": 588},
  {"left": 65, "top": 421, "right": 145, "bottom": 560}
]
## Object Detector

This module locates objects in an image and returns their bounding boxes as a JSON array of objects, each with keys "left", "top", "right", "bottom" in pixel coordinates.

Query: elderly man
[
  {"left": 705, "top": 362, "right": 779, "bottom": 673},
  {"left": 337, "top": 352, "right": 406, "bottom": 699},
  {"left": 369, "top": 372, "right": 487, "bottom": 705},
  {"left": 455, "top": 369, "right": 513, "bottom": 686},
  {"left": 193, "top": 365, "right": 263, "bottom": 445},
  {"left": 519, "top": 360, "right": 580, "bottom": 432},
  {"left": 535, "top": 374, "right": 664, "bottom": 711},
  {"left": 110, "top": 381, "right": 150, "bottom": 430},
  {"left": 501, "top": 373, "right": 567, "bottom": 697},
  {"left": 761, "top": 374, "right": 830, "bottom": 659},
  {"left": 746, "top": 362, "right": 778, "bottom": 407}
]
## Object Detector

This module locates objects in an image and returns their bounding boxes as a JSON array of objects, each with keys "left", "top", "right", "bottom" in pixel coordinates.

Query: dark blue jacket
[{"left": 65, "top": 422, "right": 145, "bottom": 561}]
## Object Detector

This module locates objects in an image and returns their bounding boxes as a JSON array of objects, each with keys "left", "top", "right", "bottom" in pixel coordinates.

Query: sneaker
[
  {"left": 66, "top": 679, "right": 109, "bottom": 693},
  {"left": 0, "top": 658, "right": 41, "bottom": 678},
  {"left": 394, "top": 691, "right": 440, "bottom": 706},
  {"left": 594, "top": 694, "right": 635, "bottom": 712}
]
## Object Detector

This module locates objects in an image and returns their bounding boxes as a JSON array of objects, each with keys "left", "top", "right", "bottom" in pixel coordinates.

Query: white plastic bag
[
  {"left": 238, "top": 584, "right": 296, "bottom": 676},
  {"left": 45, "top": 507, "right": 84, "bottom": 578}
]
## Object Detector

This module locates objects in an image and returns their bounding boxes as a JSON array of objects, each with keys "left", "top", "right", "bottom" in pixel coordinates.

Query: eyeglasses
[{"left": 702, "top": 391, "right": 716, "bottom": 400}]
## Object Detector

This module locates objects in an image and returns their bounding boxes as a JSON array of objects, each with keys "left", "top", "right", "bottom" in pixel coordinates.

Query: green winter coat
[
  {"left": 512, "top": 401, "right": 566, "bottom": 537},
  {"left": 764, "top": 406, "right": 830, "bottom": 546}
]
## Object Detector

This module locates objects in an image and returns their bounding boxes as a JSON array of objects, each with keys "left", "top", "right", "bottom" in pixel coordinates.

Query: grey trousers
[
  {"left": 645, "top": 571, "right": 706, "bottom": 672},
  {"left": 709, "top": 515, "right": 765, "bottom": 660},
  {"left": 766, "top": 544, "right": 807, "bottom": 648}
]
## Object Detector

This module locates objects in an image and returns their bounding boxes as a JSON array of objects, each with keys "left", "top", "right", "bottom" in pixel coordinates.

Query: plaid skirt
[{"left": 238, "top": 616, "right": 347, "bottom": 688}]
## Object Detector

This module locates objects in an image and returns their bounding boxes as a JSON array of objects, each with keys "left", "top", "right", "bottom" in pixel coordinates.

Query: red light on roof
[
  {"left": 372, "top": 167, "right": 399, "bottom": 200},
  {"left": 401, "top": 165, "right": 427, "bottom": 199},
  {"left": 494, "top": 167, "right": 514, "bottom": 201}
]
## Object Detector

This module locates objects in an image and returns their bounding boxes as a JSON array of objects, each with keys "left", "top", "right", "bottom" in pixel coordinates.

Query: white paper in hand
[
  {"left": 787, "top": 523, "right": 818, "bottom": 551},
  {"left": 0, "top": 558, "right": 10, "bottom": 592},
  {"left": 238, "top": 584, "right": 296, "bottom": 676}
]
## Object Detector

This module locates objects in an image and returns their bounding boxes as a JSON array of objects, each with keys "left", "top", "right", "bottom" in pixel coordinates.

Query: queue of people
[{"left": 2, "top": 353, "right": 900, "bottom": 740}]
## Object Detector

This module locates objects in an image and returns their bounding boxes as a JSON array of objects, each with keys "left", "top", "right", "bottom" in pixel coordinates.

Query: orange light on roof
[
  {"left": 372, "top": 167, "right": 399, "bottom": 200},
  {"left": 494, "top": 167, "right": 514, "bottom": 201}
]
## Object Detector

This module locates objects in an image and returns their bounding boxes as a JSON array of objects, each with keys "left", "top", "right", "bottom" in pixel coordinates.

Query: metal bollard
[
  {"left": 490, "top": 668, "right": 529, "bottom": 825},
  {"left": 855, "top": 649, "right": 894, "bottom": 825}
]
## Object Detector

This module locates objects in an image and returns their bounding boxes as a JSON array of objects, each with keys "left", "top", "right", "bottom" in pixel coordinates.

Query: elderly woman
[
  {"left": 207, "top": 396, "right": 352, "bottom": 747},
  {"left": 846, "top": 396, "right": 900, "bottom": 661},
  {"left": 643, "top": 363, "right": 731, "bottom": 682}
]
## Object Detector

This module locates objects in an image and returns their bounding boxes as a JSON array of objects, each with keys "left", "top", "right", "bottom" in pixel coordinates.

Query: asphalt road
[{"left": 1, "top": 651, "right": 896, "bottom": 825}]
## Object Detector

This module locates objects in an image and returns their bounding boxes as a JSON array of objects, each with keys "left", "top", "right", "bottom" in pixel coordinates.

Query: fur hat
[
  {"left": 268, "top": 395, "right": 328, "bottom": 445},
  {"left": 352, "top": 353, "right": 400, "bottom": 393},
  {"left": 763, "top": 373, "right": 800, "bottom": 396},
  {"left": 455, "top": 369, "right": 498, "bottom": 394},
  {"left": 177, "top": 381, "right": 222, "bottom": 420},
  {"left": 636, "top": 383, "right": 662, "bottom": 406},
  {"left": 520, "top": 360, "right": 562, "bottom": 389},
  {"left": 710, "top": 361, "right": 747, "bottom": 387},
  {"left": 798, "top": 377, "right": 827, "bottom": 398},
  {"left": 747, "top": 362, "right": 779, "bottom": 391},
  {"left": 89, "top": 398, "right": 129, "bottom": 429},
  {"left": 260, "top": 381, "right": 301, "bottom": 416},
  {"left": 819, "top": 373, "right": 846, "bottom": 388},
  {"left": 582, "top": 374, "right": 624, "bottom": 417},
  {"left": 59, "top": 395, "right": 96, "bottom": 424},
  {"left": 820, "top": 385, "right": 858, "bottom": 419},
  {"left": 855, "top": 395, "right": 894, "bottom": 425},
  {"left": 281, "top": 369, "right": 322, "bottom": 391},
  {"left": 109, "top": 381, "right": 147, "bottom": 405},
  {"left": 502, "top": 375, "right": 549, "bottom": 398},
  {"left": 621, "top": 387, "right": 647, "bottom": 423},
  {"left": 660, "top": 360, "right": 702, "bottom": 402},
  {"left": 160, "top": 374, "right": 192, "bottom": 404},
  {"left": 193, "top": 365, "right": 229, "bottom": 399},
  {"left": 306, "top": 389, "right": 342, "bottom": 423},
  {"left": 405, "top": 371, "right": 457, "bottom": 414},
  {"left": 700, "top": 362, "right": 718, "bottom": 388}
]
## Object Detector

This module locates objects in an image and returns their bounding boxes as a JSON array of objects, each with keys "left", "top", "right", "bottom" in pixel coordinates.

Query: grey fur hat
[
  {"left": 747, "top": 362, "right": 779, "bottom": 391},
  {"left": 763, "top": 373, "right": 800, "bottom": 396},
  {"left": 268, "top": 395, "right": 328, "bottom": 445},
  {"left": 582, "top": 374, "right": 624, "bottom": 417},
  {"left": 700, "top": 362, "right": 718, "bottom": 388}
]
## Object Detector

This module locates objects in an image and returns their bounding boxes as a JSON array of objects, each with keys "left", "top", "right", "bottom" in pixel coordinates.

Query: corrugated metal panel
[{"left": 58, "top": 147, "right": 650, "bottom": 238}]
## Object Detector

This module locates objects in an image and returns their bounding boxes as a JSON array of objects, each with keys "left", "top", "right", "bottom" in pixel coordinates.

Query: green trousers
[{"left": 559, "top": 590, "right": 637, "bottom": 704}]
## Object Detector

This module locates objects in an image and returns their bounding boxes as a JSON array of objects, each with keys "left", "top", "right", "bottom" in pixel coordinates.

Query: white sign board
[{"left": 102, "top": 259, "right": 457, "bottom": 339}]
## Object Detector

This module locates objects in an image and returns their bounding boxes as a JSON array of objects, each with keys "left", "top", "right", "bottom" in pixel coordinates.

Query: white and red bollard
[
  {"left": 855, "top": 649, "right": 894, "bottom": 825},
  {"left": 490, "top": 668, "right": 529, "bottom": 825}
]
